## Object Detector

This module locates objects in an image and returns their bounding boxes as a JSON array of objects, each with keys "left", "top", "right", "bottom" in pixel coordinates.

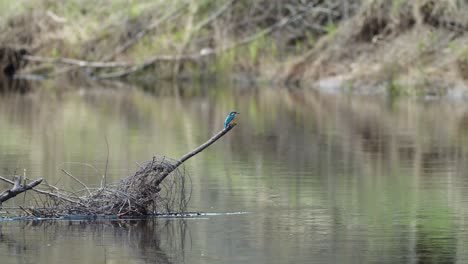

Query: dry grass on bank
[
  {"left": 1, "top": 0, "right": 468, "bottom": 93},
  {"left": 0, "top": 0, "right": 357, "bottom": 80},
  {"left": 285, "top": 0, "right": 468, "bottom": 93}
]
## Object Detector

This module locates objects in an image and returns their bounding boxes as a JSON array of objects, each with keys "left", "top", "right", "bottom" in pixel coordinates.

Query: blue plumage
[{"left": 224, "top": 111, "right": 239, "bottom": 129}]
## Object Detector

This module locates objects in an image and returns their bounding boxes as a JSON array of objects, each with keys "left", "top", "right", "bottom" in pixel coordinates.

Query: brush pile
[
  {"left": 0, "top": 125, "right": 235, "bottom": 218},
  {"left": 0, "top": 156, "right": 187, "bottom": 218}
]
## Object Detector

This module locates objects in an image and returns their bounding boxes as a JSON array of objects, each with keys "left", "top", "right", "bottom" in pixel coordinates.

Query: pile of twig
[
  {"left": 0, "top": 125, "right": 236, "bottom": 218},
  {"left": 0, "top": 157, "right": 187, "bottom": 218}
]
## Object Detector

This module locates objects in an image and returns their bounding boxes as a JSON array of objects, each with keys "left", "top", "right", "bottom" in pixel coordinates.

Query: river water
[{"left": 0, "top": 81, "right": 468, "bottom": 263}]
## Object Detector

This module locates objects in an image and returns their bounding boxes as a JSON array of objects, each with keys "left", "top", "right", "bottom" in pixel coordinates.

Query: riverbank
[
  {"left": 1, "top": 0, "right": 468, "bottom": 95},
  {"left": 285, "top": 0, "right": 468, "bottom": 96}
]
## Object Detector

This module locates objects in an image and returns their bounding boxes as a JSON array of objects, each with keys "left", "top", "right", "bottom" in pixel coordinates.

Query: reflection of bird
[{"left": 224, "top": 111, "right": 239, "bottom": 129}]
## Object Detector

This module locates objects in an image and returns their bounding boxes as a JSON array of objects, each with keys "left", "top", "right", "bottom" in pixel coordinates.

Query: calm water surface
[{"left": 1, "top": 82, "right": 468, "bottom": 263}]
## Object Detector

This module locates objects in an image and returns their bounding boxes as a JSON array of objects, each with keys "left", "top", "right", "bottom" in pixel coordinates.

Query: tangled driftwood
[{"left": 0, "top": 124, "right": 237, "bottom": 218}]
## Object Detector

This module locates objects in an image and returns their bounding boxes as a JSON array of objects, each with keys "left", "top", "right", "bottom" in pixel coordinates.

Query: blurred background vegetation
[{"left": 1, "top": 0, "right": 468, "bottom": 92}]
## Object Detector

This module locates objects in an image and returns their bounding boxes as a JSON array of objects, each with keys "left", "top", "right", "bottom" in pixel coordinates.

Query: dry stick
[
  {"left": 18, "top": 206, "right": 35, "bottom": 217},
  {"left": 23, "top": 55, "right": 133, "bottom": 68},
  {"left": 154, "top": 124, "right": 237, "bottom": 186},
  {"left": 102, "top": 135, "right": 110, "bottom": 188},
  {"left": 0, "top": 176, "right": 83, "bottom": 205},
  {"left": 0, "top": 176, "right": 43, "bottom": 204},
  {"left": 95, "top": 55, "right": 188, "bottom": 79},
  {"left": 61, "top": 169, "right": 92, "bottom": 196}
]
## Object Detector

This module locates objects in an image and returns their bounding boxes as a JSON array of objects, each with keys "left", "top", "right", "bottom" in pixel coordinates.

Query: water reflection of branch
[{"left": 0, "top": 219, "right": 190, "bottom": 264}]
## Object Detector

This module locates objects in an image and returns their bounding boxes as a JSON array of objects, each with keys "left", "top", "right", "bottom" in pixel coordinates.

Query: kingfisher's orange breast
[{"left": 228, "top": 116, "right": 236, "bottom": 125}]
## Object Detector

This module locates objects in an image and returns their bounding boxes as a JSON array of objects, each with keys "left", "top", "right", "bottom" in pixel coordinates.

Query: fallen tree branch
[
  {"left": 0, "top": 176, "right": 42, "bottom": 204},
  {"left": 155, "top": 123, "right": 237, "bottom": 185},
  {"left": 23, "top": 55, "right": 133, "bottom": 68},
  {"left": 0, "top": 175, "right": 83, "bottom": 205}
]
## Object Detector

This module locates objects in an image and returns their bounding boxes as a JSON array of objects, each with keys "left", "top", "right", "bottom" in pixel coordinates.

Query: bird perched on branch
[{"left": 224, "top": 111, "right": 239, "bottom": 129}]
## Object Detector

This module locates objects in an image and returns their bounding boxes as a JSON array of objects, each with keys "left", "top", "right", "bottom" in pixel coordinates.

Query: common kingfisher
[{"left": 224, "top": 111, "right": 239, "bottom": 129}]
